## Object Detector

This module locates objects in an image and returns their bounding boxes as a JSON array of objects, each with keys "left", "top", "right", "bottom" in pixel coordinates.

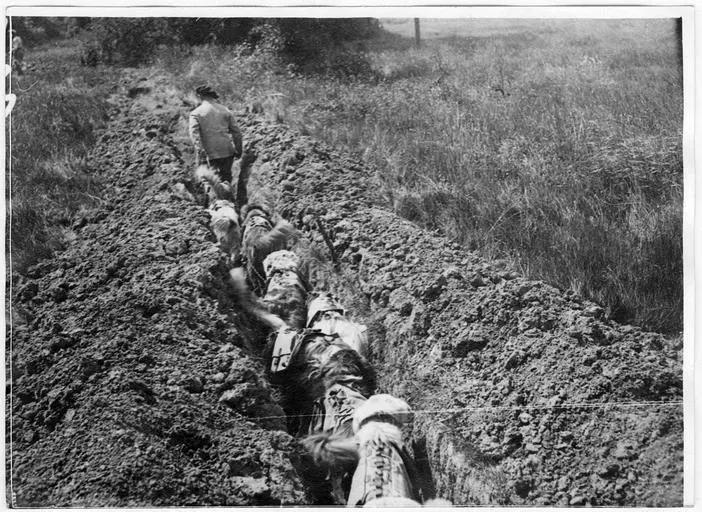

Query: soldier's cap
[{"left": 195, "top": 85, "right": 219, "bottom": 99}]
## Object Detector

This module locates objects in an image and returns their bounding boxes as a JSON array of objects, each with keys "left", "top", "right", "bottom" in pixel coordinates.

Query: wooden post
[{"left": 414, "top": 18, "right": 421, "bottom": 48}]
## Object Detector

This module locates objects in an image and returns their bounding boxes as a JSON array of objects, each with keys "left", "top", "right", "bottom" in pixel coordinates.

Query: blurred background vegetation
[{"left": 6, "top": 17, "right": 683, "bottom": 334}]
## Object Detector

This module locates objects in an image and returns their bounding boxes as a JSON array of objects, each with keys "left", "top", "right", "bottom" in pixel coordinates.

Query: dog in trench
[{"left": 194, "top": 149, "right": 258, "bottom": 264}]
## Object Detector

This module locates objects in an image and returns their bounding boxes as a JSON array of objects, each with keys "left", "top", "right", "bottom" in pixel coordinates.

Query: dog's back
[{"left": 209, "top": 200, "right": 241, "bottom": 261}]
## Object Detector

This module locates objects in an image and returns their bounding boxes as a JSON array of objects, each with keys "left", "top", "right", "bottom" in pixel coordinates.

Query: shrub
[
  {"left": 81, "top": 18, "right": 175, "bottom": 65},
  {"left": 7, "top": 17, "right": 69, "bottom": 45},
  {"left": 79, "top": 17, "right": 380, "bottom": 69}
]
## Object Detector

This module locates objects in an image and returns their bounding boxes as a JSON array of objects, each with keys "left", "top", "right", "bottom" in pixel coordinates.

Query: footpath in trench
[{"left": 9, "top": 70, "right": 683, "bottom": 507}]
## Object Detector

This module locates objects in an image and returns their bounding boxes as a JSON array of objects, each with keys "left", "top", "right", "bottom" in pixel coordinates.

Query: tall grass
[
  {"left": 7, "top": 40, "right": 115, "bottom": 273},
  {"left": 161, "top": 18, "right": 682, "bottom": 333}
]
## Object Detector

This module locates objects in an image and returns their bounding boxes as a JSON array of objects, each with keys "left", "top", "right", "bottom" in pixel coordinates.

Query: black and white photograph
[{"left": 3, "top": 4, "right": 694, "bottom": 508}]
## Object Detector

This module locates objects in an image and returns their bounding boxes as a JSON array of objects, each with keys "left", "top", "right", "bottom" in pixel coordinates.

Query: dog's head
[
  {"left": 263, "top": 250, "right": 300, "bottom": 278},
  {"left": 210, "top": 199, "right": 238, "bottom": 216},
  {"left": 210, "top": 201, "right": 240, "bottom": 229},
  {"left": 352, "top": 394, "right": 413, "bottom": 435}
]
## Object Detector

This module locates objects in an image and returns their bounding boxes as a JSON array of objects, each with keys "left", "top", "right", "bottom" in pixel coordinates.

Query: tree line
[{"left": 6, "top": 17, "right": 379, "bottom": 66}]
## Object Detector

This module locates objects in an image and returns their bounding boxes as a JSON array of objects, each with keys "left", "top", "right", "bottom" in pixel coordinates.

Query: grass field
[
  {"left": 162, "top": 18, "right": 682, "bottom": 333},
  {"left": 7, "top": 40, "right": 115, "bottom": 274},
  {"left": 9, "top": 18, "right": 681, "bottom": 334}
]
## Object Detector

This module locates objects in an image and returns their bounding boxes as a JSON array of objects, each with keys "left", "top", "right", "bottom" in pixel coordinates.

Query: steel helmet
[{"left": 307, "top": 293, "right": 345, "bottom": 327}]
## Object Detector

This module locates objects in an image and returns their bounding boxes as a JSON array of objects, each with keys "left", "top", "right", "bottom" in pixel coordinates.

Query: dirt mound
[
  {"left": 8, "top": 76, "right": 310, "bottom": 506},
  {"left": 237, "top": 116, "right": 684, "bottom": 507}
]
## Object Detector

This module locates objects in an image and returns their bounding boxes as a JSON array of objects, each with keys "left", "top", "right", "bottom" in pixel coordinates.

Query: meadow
[
  {"left": 7, "top": 18, "right": 682, "bottom": 334},
  {"left": 7, "top": 40, "right": 115, "bottom": 274},
  {"left": 160, "top": 18, "right": 682, "bottom": 333}
]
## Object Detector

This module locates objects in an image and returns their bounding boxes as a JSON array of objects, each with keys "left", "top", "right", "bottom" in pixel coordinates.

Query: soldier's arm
[{"left": 189, "top": 113, "right": 204, "bottom": 161}]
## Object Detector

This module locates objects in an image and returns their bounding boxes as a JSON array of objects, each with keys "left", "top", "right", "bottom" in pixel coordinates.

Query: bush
[
  {"left": 169, "top": 18, "right": 258, "bottom": 46},
  {"left": 81, "top": 18, "right": 175, "bottom": 65},
  {"left": 270, "top": 18, "right": 381, "bottom": 62},
  {"left": 79, "top": 17, "right": 381, "bottom": 70},
  {"left": 7, "top": 17, "right": 69, "bottom": 45}
]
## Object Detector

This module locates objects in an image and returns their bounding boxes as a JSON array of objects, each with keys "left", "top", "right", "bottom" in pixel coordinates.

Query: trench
[
  {"left": 164, "top": 91, "right": 489, "bottom": 504},
  {"left": 210, "top": 111, "right": 683, "bottom": 507},
  {"left": 122, "top": 76, "right": 498, "bottom": 503},
  {"left": 10, "top": 70, "right": 679, "bottom": 507}
]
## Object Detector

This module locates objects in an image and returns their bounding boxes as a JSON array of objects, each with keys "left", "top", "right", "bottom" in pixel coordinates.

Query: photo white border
[{"left": 1, "top": 3, "right": 697, "bottom": 512}]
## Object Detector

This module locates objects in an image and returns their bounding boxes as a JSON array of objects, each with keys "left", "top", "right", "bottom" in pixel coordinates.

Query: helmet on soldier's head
[{"left": 307, "top": 292, "right": 345, "bottom": 327}]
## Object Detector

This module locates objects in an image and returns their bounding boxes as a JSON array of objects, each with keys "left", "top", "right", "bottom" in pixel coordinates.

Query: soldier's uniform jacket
[{"left": 189, "top": 100, "right": 242, "bottom": 159}]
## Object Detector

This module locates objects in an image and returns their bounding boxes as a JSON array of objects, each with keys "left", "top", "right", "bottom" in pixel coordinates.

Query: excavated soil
[
  {"left": 8, "top": 73, "right": 310, "bottom": 507},
  {"left": 8, "top": 70, "right": 683, "bottom": 507}
]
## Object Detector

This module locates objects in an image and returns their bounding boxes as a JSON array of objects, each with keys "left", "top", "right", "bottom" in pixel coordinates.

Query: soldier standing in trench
[{"left": 189, "top": 85, "right": 249, "bottom": 206}]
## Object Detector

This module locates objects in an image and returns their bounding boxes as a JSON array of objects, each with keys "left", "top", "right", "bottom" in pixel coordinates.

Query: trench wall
[{"left": 239, "top": 115, "right": 684, "bottom": 507}]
